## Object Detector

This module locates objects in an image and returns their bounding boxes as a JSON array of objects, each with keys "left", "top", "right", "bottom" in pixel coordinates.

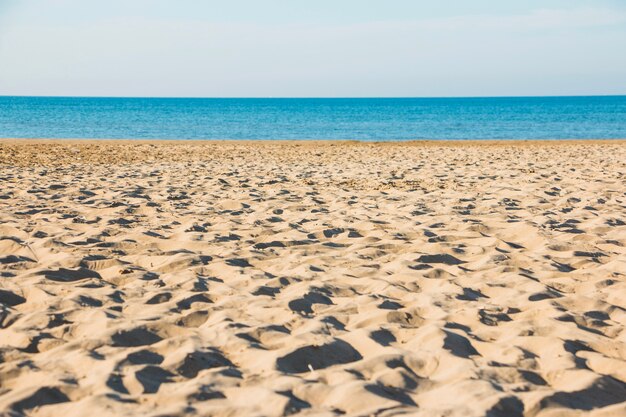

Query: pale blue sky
[{"left": 1, "top": 0, "right": 625, "bottom": 97}]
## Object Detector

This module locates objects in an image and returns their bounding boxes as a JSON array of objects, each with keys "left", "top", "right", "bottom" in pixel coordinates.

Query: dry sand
[{"left": 0, "top": 139, "right": 625, "bottom": 417}]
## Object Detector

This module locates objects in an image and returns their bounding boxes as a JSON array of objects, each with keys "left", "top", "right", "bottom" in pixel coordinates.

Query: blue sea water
[{"left": 0, "top": 96, "right": 625, "bottom": 140}]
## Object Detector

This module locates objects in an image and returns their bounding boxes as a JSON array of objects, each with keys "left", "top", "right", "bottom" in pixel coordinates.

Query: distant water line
[{"left": 1, "top": 96, "right": 625, "bottom": 140}]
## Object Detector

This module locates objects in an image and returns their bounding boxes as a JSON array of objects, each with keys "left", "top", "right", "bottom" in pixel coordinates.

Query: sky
[{"left": 0, "top": 0, "right": 625, "bottom": 97}]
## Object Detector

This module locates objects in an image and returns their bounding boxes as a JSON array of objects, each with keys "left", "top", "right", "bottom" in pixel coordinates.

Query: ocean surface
[{"left": 1, "top": 96, "right": 625, "bottom": 140}]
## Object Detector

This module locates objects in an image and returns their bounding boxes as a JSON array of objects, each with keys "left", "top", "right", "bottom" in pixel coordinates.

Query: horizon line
[{"left": 1, "top": 94, "right": 626, "bottom": 100}]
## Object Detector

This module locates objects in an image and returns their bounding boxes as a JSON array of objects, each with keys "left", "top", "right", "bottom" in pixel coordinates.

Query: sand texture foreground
[{"left": 1, "top": 140, "right": 626, "bottom": 417}]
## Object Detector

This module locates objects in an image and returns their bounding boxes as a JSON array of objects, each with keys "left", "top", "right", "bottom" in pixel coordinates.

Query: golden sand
[{"left": 0, "top": 139, "right": 625, "bottom": 416}]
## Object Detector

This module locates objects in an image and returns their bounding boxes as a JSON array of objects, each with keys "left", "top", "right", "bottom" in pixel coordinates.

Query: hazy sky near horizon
[{"left": 1, "top": 0, "right": 625, "bottom": 97}]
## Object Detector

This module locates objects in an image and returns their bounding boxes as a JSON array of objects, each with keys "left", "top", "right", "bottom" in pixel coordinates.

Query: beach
[{"left": 0, "top": 139, "right": 625, "bottom": 416}]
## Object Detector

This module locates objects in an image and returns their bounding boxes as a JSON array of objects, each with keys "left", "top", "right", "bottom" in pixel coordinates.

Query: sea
[{"left": 0, "top": 96, "right": 625, "bottom": 140}]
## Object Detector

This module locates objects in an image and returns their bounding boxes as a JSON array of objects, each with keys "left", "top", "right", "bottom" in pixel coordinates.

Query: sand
[{"left": 0, "top": 139, "right": 625, "bottom": 417}]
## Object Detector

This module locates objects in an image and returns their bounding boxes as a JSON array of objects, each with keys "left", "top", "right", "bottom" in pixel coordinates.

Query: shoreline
[
  {"left": 2, "top": 137, "right": 626, "bottom": 144},
  {"left": 2, "top": 138, "right": 625, "bottom": 168}
]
